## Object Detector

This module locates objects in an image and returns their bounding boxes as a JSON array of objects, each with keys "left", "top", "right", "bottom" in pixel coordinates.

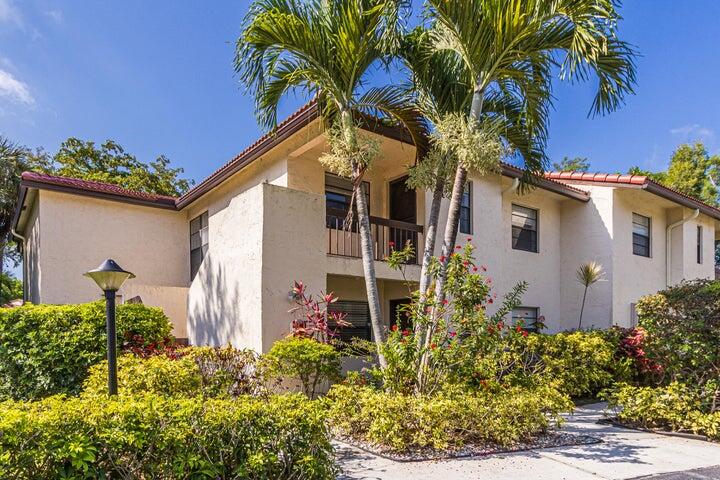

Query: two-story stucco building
[{"left": 11, "top": 101, "right": 720, "bottom": 347}]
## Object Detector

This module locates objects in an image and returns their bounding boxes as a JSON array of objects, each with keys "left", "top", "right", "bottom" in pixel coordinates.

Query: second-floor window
[
  {"left": 190, "top": 211, "right": 209, "bottom": 280},
  {"left": 697, "top": 225, "right": 703, "bottom": 264},
  {"left": 325, "top": 173, "right": 369, "bottom": 230},
  {"left": 632, "top": 213, "right": 651, "bottom": 257},
  {"left": 459, "top": 182, "right": 472, "bottom": 234},
  {"left": 511, "top": 204, "right": 538, "bottom": 253}
]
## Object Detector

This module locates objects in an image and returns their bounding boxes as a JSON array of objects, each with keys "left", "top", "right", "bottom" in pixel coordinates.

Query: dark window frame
[
  {"left": 511, "top": 203, "right": 538, "bottom": 253},
  {"left": 632, "top": 213, "right": 651, "bottom": 258},
  {"left": 459, "top": 182, "right": 472, "bottom": 235},
  {"left": 190, "top": 211, "right": 209, "bottom": 281},
  {"left": 325, "top": 172, "right": 369, "bottom": 230}
]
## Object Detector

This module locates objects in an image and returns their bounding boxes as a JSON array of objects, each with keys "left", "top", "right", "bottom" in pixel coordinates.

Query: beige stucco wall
[
  {"left": 123, "top": 284, "right": 189, "bottom": 338},
  {"left": 24, "top": 193, "right": 41, "bottom": 304}
]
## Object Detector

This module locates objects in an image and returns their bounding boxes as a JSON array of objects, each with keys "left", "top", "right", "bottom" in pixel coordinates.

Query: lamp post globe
[{"left": 84, "top": 259, "right": 135, "bottom": 395}]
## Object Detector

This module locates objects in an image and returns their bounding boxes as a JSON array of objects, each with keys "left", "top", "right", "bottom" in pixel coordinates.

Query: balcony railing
[{"left": 326, "top": 208, "right": 424, "bottom": 264}]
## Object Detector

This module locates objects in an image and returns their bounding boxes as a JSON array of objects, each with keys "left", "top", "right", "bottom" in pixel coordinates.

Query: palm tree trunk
[
  {"left": 355, "top": 181, "right": 387, "bottom": 368},
  {"left": 418, "top": 174, "right": 444, "bottom": 300},
  {"left": 340, "top": 109, "right": 387, "bottom": 368},
  {"left": 578, "top": 286, "right": 588, "bottom": 330}
]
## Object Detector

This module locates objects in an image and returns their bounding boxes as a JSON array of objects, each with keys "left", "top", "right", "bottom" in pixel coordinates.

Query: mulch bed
[{"left": 334, "top": 431, "right": 601, "bottom": 462}]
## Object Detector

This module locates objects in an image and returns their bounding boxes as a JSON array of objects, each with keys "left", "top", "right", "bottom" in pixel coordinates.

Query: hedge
[
  {"left": 0, "top": 393, "right": 337, "bottom": 479},
  {"left": 0, "top": 302, "right": 171, "bottom": 400}
]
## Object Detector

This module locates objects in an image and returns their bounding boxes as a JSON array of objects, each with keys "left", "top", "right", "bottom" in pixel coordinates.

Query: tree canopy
[
  {"left": 629, "top": 142, "right": 720, "bottom": 206},
  {"left": 552, "top": 156, "right": 591, "bottom": 172}
]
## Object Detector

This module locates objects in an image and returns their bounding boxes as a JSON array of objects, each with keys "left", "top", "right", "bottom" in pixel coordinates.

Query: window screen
[
  {"left": 190, "top": 212, "right": 209, "bottom": 280},
  {"left": 632, "top": 213, "right": 650, "bottom": 257},
  {"left": 329, "top": 300, "right": 371, "bottom": 343},
  {"left": 512, "top": 204, "right": 538, "bottom": 253}
]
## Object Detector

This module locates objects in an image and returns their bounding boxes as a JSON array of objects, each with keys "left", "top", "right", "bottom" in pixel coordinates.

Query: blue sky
[{"left": 2, "top": 0, "right": 720, "bottom": 182}]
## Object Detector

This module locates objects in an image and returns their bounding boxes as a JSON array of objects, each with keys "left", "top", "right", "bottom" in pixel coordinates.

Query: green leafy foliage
[
  {"left": 325, "top": 382, "right": 572, "bottom": 451},
  {"left": 30, "top": 138, "right": 193, "bottom": 196},
  {"left": 0, "top": 393, "right": 337, "bottom": 479},
  {"left": 263, "top": 337, "right": 342, "bottom": 399},
  {"left": 0, "top": 302, "right": 171, "bottom": 400},
  {"left": 552, "top": 156, "right": 590, "bottom": 172},
  {"left": 83, "top": 346, "right": 268, "bottom": 399},
  {"left": 636, "top": 280, "right": 720, "bottom": 387},
  {"left": 605, "top": 382, "right": 720, "bottom": 441},
  {"left": 0, "top": 273, "right": 22, "bottom": 305}
]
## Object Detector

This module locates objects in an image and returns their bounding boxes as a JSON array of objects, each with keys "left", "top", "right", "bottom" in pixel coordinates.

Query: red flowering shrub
[
  {"left": 613, "top": 327, "right": 663, "bottom": 377},
  {"left": 122, "top": 333, "right": 185, "bottom": 360}
]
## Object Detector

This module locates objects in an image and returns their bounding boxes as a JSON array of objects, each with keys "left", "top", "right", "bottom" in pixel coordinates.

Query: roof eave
[
  {"left": 642, "top": 181, "right": 720, "bottom": 222},
  {"left": 501, "top": 165, "right": 590, "bottom": 202},
  {"left": 11, "top": 184, "right": 29, "bottom": 235}
]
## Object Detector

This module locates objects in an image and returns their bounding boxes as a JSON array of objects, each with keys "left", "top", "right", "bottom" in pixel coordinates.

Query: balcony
[{"left": 326, "top": 208, "right": 424, "bottom": 264}]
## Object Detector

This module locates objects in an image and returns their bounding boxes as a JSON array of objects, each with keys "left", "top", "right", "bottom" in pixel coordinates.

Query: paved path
[{"left": 336, "top": 403, "right": 720, "bottom": 479}]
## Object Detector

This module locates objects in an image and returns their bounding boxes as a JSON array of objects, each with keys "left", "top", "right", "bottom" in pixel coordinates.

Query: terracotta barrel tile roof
[{"left": 20, "top": 171, "right": 178, "bottom": 209}]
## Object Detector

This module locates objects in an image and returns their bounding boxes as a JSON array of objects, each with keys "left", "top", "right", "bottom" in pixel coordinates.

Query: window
[
  {"left": 330, "top": 300, "right": 371, "bottom": 343},
  {"left": 697, "top": 225, "right": 703, "bottom": 264},
  {"left": 325, "top": 173, "right": 369, "bottom": 230},
  {"left": 459, "top": 182, "right": 472, "bottom": 234},
  {"left": 511, "top": 204, "right": 538, "bottom": 253},
  {"left": 190, "top": 212, "right": 209, "bottom": 280},
  {"left": 632, "top": 213, "right": 651, "bottom": 257},
  {"left": 512, "top": 307, "right": 539, "bottom": 332}
]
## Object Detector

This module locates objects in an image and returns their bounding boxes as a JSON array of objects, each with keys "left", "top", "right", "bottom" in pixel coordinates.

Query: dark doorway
[
  {"left": 389, "top": 176, "right": 418, "bottom": 259},
  {"left": 389, "top": 298, "right": 412, "bottom": 331}
]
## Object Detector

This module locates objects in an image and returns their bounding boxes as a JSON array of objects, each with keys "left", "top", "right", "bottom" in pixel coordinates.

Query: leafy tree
[
  {"left": 552, "top": 156, "right": 591, "bottom": 172},
  {"left": 423, "top": 0, "right": 636, "bottom": 307},
  {"left": 0, "top": 273, "right": 22, "bottom": 305},
  {"left": 629, "top": 142, "right": 720, "bottom": 206},
  {"left": 236, "top": 0, "right": 426, "bottom": 368},
  {"left": 32, "top": 138, "right": 193, "bottom": 197}
]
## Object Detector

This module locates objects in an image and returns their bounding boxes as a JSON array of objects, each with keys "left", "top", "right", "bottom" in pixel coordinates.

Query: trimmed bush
[
  {"left": 604, "top": 382, "right": 720, "bottom": 441},
  {"left": 83, "top": 346, "right": 266, "bottom": 398},
  {"left": 0, "top": 393, "right": 337, "bottom": 479},
  {"left": 263, "top": 337, "right": 342, "bottom": 398},
  {"left": 0, "top": 302, "right": 171, "bottom": 400},
  {"left": 325, "top": 382, "right": 572, "bottom": 451}
]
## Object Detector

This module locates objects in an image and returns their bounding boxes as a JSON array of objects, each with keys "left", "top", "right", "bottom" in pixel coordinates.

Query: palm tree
[
  {"left": 576, "top": 261, "right": 604, "bottom": 330},
  {"left": 236, "top": 0, "right": 427, "bottom": 368},
  {"left": 0, "top": 137, "right": 30, "bottom": 279},
  {"left": 426, "top": 0, "right": 637, "bottom": 301},
  {"left": 401, "top": 29, "right": 549, "bottom": 390}
]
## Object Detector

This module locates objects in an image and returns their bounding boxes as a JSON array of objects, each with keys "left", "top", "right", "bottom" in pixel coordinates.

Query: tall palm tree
[
  {"left": 236, "top": 0, "right": 427, "bottom": 368},
  {"left": 426, "top": 0, "right": 637, "bottom": 301},
  {"left": 401, "top": 29, "right": 549, "bottom": 390},
  {"left": 0, "top": 137, "right": 29, "bottom": 279}
]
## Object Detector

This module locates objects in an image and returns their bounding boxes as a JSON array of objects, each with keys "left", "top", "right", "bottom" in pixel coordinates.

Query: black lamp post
[{"left": 84, "top": 259, "right": 135, "bottom": 395}]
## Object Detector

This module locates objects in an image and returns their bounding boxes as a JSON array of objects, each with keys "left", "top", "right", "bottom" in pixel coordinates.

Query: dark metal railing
[{"left": 326, "top": 208, "right": 424, "bottom": 263}]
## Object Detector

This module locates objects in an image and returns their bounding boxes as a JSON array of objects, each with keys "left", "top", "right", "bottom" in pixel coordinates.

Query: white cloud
[
  {"left": 44, "top": 9, "right": 62, "bottom": 24},
  {"left": 0, "top": 0, "right": 22, "bottom": 27},
  {"left": 670, "top": 124, "right": 715, "bottom": 141},
  {"left": 0, "top": 69, "right": 34, "bottom": 105}
]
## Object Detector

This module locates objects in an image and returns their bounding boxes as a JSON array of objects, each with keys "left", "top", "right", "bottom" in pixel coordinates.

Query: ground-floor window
[
  {"left": 331, "top": 300, "right": 371, "bottom": 343},
  {"left": 512, "top": 307, "right": 539, "bottom": 331}
]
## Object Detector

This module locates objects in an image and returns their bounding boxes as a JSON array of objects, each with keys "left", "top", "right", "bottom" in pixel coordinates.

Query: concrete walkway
[{"left": 336, "top": 403, "right": 720, "bottom": 479}]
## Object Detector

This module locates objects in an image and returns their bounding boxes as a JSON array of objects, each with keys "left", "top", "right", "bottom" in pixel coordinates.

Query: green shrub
[
  {"left": 83, "top": 345, "right": 266, "bottom": 398},
  {"left": 604, "top": 382, "right": 720, "bottom": 441},
  {"left": 636, "top": 280, "right": 720, "bottom": 387},
  {"left": 263, "top": 337, "right": 341, "bottom": 398},
  {"left": 0, "top": 393, "right": 337, "bottom": 479},
  {"left": 325, "top": 382, "right": 572, "bottom": 451},
  {"left": 0, "top": 302, "right": 171, "bottom": 400},
  {"left": 525, "top": 331, "right": 632, "bottom": 398}
]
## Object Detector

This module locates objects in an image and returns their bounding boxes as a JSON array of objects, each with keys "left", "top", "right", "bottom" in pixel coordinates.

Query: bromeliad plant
[
  {"left": 288, "top": 281, "right": 350, "bottom": 344},
  {"left": 380, "top": 241, "right": 529, "bottom": 394}
]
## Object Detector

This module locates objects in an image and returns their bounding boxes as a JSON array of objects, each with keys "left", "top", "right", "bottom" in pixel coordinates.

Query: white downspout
[
  {"left": 666, "top": 209, "right": 699, "bottom": 287},
  {"left": 10, "top": 228, "right": 27, "bottom": 302},
  {"left": 502, "top": 178, "right": 520, "bottom": 196}
]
